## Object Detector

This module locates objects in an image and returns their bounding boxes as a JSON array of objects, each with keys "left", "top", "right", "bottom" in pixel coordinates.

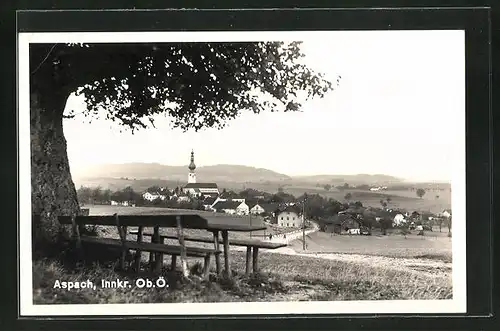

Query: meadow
[
  {"left": 289, "top": 231, "right": 452, "bottom": 261},
  {"left": 33, "top": 249, "right": 451, "bottom": 304},
  {"left": 283, "top": 187, "right": 451, "bottom": 214}
]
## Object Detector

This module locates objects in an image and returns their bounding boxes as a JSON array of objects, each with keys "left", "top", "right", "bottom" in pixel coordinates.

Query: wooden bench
[
  {"left": 130, "top": 231, "right": 287, "bottom": 275},
  {"left": 58, "top": 214, "right": 221, "bottom": 279}
]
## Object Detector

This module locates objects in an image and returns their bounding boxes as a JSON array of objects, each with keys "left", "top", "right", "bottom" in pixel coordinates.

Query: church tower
[{"left": 188, "top": 150, "right": 197, "bottom": 184}]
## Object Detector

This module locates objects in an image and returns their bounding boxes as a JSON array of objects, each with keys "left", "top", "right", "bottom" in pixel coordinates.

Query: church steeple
[
  {"left": 188, "top": 150, "right": 196, "bottom": 171},
  {"left": 187, "top": 150, "right": 197, "bottom": 184}
]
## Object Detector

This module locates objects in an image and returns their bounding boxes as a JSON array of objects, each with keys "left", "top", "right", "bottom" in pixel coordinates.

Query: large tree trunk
[{"left": 30, "top": 89, "right": 80, "bottom": 252}]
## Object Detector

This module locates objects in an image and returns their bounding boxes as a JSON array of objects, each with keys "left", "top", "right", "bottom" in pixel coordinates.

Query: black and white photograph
[{"left": 19, "top": 29, "right": 466, "bottom": 316}]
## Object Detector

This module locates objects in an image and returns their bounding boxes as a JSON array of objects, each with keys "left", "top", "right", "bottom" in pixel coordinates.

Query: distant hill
[
  {"left": 73, "top": 163, "right": 292, "bottom": 184},
  {"left": 292, "top": 173, "right": 402, "bottom": 185},
  {"left": 73, "top": 162, "right": 407, "bottom": 185}
]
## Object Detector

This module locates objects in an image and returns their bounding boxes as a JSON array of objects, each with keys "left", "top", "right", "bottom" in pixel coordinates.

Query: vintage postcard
[{"left": 18, "top": 30, "right": 466, "bottom": 316}]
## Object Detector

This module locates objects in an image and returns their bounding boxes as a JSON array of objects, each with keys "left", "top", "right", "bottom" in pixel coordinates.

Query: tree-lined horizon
[{"left": 30, "top": 41, "right": 336, "bottom": 248}]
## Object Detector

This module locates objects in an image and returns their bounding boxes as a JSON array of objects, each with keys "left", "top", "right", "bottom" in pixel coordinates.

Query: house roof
[
  {"left": 184, "top": 183, "right": 218, "bottom": 189},
  {"left": 144, "top": 191, "right": 168, "bottom": 196},
  {"left": 203, "top": 196, "right": 216, "bottom": 205},
  {"left": 212, "top": 200, "right": 243, "bottom": 210},
  {"left": 277, "top": 205, "right": 301, "bottom": 215},
  {"left": 252, "top": 203, "right": 279, "bottom": 213}
]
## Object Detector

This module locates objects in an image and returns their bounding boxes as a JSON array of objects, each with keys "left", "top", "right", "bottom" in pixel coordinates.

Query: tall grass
[{"left": 33, "top": 248, "right": 451, "bottom": 304}]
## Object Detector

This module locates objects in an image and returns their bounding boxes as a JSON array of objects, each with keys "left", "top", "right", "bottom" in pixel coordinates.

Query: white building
[
  {"left": 177, "top": 195, "right": 191, "bottom": 203},
  {"left": 250, "top": 203, "right": 265, "bottom": 215},
  {"left": 142, "top": 192, "right": 168, "bottom": 201},
  {"left": 393, "top": 213, "right": 407, "bottom": 227},
  {"left": 110, "top": 200, "right": 135, "bottom": 207},
  {"left": 276, "top": 207, "right": 302, "bottom": 228},
  {"left": 212, "top": 200, "right": 249, "bottom": 215}
]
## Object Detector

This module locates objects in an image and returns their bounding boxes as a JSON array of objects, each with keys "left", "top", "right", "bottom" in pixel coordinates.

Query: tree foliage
[
  {"left": 416, "top": 188, "right": 426, "bottom": 199},
  {"left": 31, "top": 42, "right": 336, "bottom": 132}
]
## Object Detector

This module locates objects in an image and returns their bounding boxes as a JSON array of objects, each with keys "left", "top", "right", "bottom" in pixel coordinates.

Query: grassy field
[
  {"left": 33, "top": 248, "right": 451, "bottom": 304},
  {"left": 289, "top": 230, "right": 452, "bottom": 261},
  {"left": 280, "top": 187, "right": 451, "bottom": 214}
]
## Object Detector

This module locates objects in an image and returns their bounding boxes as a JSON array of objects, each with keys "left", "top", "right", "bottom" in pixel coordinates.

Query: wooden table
[{"left": 206, "top": 223, "right": 267, "bottom": 277}]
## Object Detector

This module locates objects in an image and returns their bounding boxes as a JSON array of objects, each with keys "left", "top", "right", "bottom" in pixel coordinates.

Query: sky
[{"left": 62, "top": 30, "right": 464, "bottom": 182}]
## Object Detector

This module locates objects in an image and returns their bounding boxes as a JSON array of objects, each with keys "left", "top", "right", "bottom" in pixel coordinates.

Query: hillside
[
  {"left": 72, "top": 163, "right": 411, "bottom": 186},
  {"left": 73, "top": 163, "right": 292, "bottom": 183},
  {"left": 291, "top": 173, "right": 402, "bottom": 186}
]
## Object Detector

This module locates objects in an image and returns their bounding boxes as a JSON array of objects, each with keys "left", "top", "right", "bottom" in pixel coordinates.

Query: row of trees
[
  {"left": 76, "top": 186, "right": 205, "bottom": 211},
  {"left": 320, "top": 183, "right": 430, "bottom": 200}
]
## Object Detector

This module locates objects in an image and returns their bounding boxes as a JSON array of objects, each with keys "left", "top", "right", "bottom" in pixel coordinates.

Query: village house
[
  {"left": 249, "top": 203, "right": 280, "bottom": 219},
  {"left": 142, "top": 186, "right": 170, "bottom": 201},
  {"left": 323, "top": 213, "right": 361, "bottom": 235},
  {"left": 442, "top": 209, "right": 452, "bottom": 218},
  {"left": 393, "top": 213, "right": 407, "bottom": 227},
  {"left": 249, "top": 203, "right": 265, "bottom": 215},
  {"left": 110, "top": 200, "right": 136, "bottom": 207},
  {"left": 369, "top": 186, "right": 388, "bottom": 192},
  {"left": 212, "top": 200, "right": 250, "bottom": 215},
  {"left": 142, "top": 191, "right": 169, "bottom": 201},
  {"left": 276, "top": 206, "right": 302, "bottom": 228},
  {"left": 183, "top": 183, "right": 219, "bottom": 196}
]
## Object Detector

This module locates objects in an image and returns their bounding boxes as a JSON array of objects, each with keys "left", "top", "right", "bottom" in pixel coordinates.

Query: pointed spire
[{"left": 188, "top": 149, "right": 196, "bottom": 171}]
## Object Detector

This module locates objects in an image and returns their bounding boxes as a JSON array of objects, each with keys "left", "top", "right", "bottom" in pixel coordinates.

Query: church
[{"left": 182, "top": 150, "right": 219, "bottom": 197}]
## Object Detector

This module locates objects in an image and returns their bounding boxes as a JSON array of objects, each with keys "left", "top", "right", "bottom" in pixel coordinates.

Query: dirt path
[{"left": 262, "top": 220, "right": 320, "bottom": 244}]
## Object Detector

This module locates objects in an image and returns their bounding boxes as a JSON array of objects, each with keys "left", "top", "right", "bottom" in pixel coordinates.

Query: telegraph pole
[
  {"left": 302, "top": 198, "right": 306, "bottom": 250},
  {"left": 249, "top": 211, "right": 252, "bottom": 238}
]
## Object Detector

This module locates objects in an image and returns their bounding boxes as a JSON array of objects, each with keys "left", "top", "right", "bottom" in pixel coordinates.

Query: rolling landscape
[{"left": 72, "top": 163, "right": 451, "bottom": 213}]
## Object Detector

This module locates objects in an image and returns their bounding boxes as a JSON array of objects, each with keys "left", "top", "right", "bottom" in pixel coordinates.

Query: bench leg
[
  {"left": 119, "top": 226, "right": 128, "bottom": 270},
  {"left": 153, "top": 226, "right": 162, "bottom": 273},
  {"left": 148, "top": 230, "right": 155, "bottom": 270},
  {"left": 212, "top": 231, "right": 221, "bottom": 276},
  {"left": 245, "top": 247, "right": 252, "bottom": 275},
  {"left": 134, "top": 250, "right": 142, "bottom": 272},
  {"left": 252, "top": 247, "right": 259, "bottom": 273},
  {"left": 222, "top": 231, "right": 231, "bottom": 277},
  {"left": 171, "top": 255, "right": 177, "bottom": 271},
  {"left": 149, "top": 251, "right": 155, "bottom": 270},
  {"left": 155, "top": 254, "right": 163, "bottom": 273},
  {"left": 134, "top": 226, "right": 144, "bottom": 272},
  {"left": 203, "top": 254, "right": 211, "bottom": 280}
]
